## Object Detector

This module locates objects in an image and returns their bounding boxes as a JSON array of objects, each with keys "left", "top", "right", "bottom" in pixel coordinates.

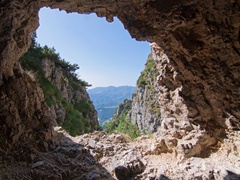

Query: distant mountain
[{"left": 87, "top": 86, "right": 136, "bottom": 124}]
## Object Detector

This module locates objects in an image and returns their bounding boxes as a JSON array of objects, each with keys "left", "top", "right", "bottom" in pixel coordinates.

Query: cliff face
[
  {"left": 41, "top": 59, "right": 98, "bottom": 132},
  {"left": 19, "top": 42, "right": 99, "bottom": 136},
  {"left": 0, "top": 0, "right": 240, "bottom": 178},
  {"left": 131, "top": 42, "right": 236, "bottom": 157},
  {"left": 131, "top": 54, "right": 161, "bottom": 134},
  {"left": 112, "top": 99, "right": 132, "bottom": 119},
  {"left": 105, "top": 98, "right": 141, "bottom": 140}
]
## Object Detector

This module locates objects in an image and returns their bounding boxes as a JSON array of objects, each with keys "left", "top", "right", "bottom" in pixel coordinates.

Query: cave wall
[
  {"left": 0, "top": 0, "right": 240, "bottom": 155},
  {"left": 0, "top": 62, "right": 54, "bottom": 154}
]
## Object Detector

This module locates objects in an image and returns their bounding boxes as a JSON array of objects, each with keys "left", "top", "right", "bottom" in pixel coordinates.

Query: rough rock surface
[
  {"left": 131, "top": 53, "right": 162, "bottom": 134},
  {"left": 1, "top": 129, "right": 239, "bottom": 179},
  {"left": 77, "top": 131, "right": 240, "bottom": 180},
  {"left": 113, "top": 98, "right": 132, "bottom": 119},
  {"left": 150, "top": 43, "right": 220, "bottom": 158},
  {"left": 0, "top": 0, "right": 240, "bottom": 179},
  {"left": 0, "top": 129, "right": 114, "bottom": 179},
  {"left": 41, "top": 59, "right": 98, "bottom": 130},
  {"left": 131, "top": 86, "right": 161, "bottom": 134},
  {"left": 0, "top": 62, "right": 54, "bottom": 154},
  {"left": 1, "top": 0, "right": 240, "bottom": 154}
]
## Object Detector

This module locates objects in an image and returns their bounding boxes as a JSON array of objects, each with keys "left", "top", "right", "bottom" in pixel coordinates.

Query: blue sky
[{"left": 37, "top": 7, "right": 150, "bottom": 88}]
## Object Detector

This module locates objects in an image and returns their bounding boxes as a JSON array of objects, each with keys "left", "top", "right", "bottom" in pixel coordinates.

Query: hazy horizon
[{"left": 87, "top": 85, "right": 136, "bottom": 89}]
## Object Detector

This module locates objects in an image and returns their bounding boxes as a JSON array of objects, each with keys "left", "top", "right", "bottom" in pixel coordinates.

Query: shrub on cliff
[
  {"left": 137, "top": 54, "right": 157, "bottom": 89},
  {"left": 105, "top": 99, "right": 140, "bottom": 140},
  {"left": 106, "top": 114, "right": 140, "bottom": 140},
  {"left": 19, "top": 33, "right": 96, "bottom": 136}
]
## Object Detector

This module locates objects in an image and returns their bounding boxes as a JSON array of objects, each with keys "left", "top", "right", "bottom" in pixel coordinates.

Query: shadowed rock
[{"left": 0, "top": 0, "right": 240, "bottom": 179}]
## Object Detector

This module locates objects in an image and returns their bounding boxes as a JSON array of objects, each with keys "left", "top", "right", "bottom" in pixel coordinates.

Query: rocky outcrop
[
  {"left": 1, "top": 128, "right": 239, "bottom": 179},
  {"left": 0, "top": 62, "right": 54, "bottom": 154},
  {"left": 0, "top": 129, "right": 114, "bottom": 179},
  {"left": 113, "top": 99, "right": 132, "bottom": 119},
  {"left": 0, "top": 0, "right": 240, "bottom": 179},
  {"left": 150, "top": 42, "right": 218, "bottom": 158},
  {"left": 77, "top": 130, "right": 240, "bottom": 179},
  {"left": 131, "top": 53, "right": 161, "bottom": 134},
  {"left": 41, "top": 58, "right": 98, "bottom": 132},
  {"left": 105, "top": 98, "right": 141, "bottom": 139}
]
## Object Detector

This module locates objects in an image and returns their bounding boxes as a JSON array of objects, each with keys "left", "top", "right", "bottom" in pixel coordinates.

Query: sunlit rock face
[{"left": 0, "top": 0, "right": 240, "bottom": 155}]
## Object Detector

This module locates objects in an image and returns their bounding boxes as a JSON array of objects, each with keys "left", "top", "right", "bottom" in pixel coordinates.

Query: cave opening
[
  {"left": 19, "top": 7, "right": 151, "bottom": 136},
  {"left": 1, "top": 1, "right": 240, "bottom": 178}
]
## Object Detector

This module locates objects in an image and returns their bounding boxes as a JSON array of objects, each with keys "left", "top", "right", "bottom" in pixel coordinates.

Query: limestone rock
[
  {"left": 1, "top": 0, "right": 240, "bottom": 157},
  {"left": 114, "top": 99, "right": 132, "bottom": 118},
  {"left": 0, "top": 128, "right": 240, "bottom": 179},
  {"left": 0, "top": 62, "right": 54, "bottom": 154},
  {"left": 41, "top": 58, "right": 99, "bottom": 132},
  {"left": 0, "top": 130, "right": 114, "bottom": 179},
  {"left": 75, "top": 130, "right": 240, "bottom": 180},
  {"left": 31, "top": 161, "right": 44, "bottom": 168},
  {"left": 131, "top": 54, "right": 161, "bottom": 133},
  {"left": 0, "top": 0, "right": 240, "bottom": 179}
]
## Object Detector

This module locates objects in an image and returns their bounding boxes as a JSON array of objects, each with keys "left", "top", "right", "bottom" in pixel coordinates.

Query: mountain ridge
[{"left": 87, "top": 86, "right": 136, "bottom": 124}]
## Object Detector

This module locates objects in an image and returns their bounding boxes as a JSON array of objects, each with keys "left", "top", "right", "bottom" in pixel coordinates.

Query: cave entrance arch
[
  {"left": 32, "top": 7, "right": 150, "bottom": 133},
  {"left": 0, "top": 0, "right": 240, "bottom": 157}
]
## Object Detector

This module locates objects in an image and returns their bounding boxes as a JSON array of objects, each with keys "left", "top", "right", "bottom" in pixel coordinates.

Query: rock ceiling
[{"left": 0, "top": 0, "right": 240, "bottom": 155}]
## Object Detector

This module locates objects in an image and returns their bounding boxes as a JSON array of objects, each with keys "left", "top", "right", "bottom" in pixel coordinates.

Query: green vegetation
[
  {"left": 105, "top": 99, "right": 140, "bottom": 140},
  {"left": 19, "top": 33, "right": 94, "bottom": 136},
  {"left": 104, "top": 54, "right": 159, "bottom": 139},
  {"left": 39, "top": 77, "right": 61, "bottom": 106},
  {"left": 137, "top": 54, "right": 157, "bottom": 88},
  {"left": 62, "top": 101, "right": 91, "bottom": 136},
  {"left": 106, "top": 114, "right": 140, "bottom": 140},
  {"left": 136, "top": 53, "right": 161, "bottom": 134},
  {"left": 74, "top": 100, "right": 94, "bottom": 116}
]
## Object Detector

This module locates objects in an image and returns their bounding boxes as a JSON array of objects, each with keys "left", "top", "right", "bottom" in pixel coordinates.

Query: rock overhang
[{"left": 0, "top": 0, "right": 240, "bottom": 156}]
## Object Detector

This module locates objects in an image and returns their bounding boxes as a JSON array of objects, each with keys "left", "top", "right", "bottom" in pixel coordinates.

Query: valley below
[{"left": 88, "top": 86, "right": 136, "bottom": 125}]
